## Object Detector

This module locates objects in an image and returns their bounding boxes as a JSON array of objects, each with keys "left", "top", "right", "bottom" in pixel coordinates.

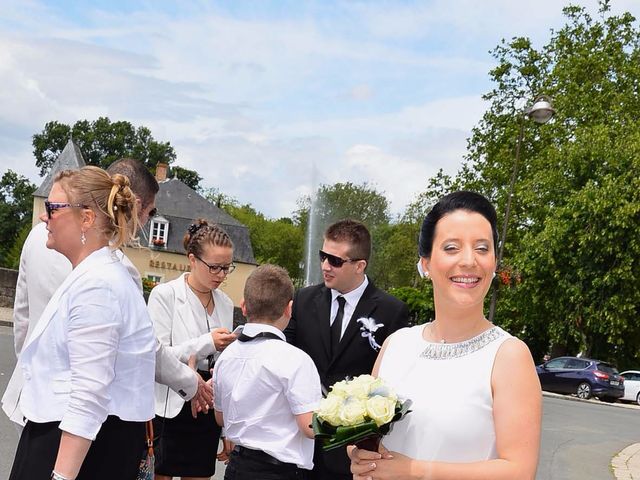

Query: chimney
[{"left": 156, "top": 163, "right": 168, "bottom": 182}]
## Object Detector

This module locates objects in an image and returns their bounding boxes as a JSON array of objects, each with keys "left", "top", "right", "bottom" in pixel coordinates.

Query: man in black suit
[{"left": 285, "top": 219, "right": 409, "bottom": 480}]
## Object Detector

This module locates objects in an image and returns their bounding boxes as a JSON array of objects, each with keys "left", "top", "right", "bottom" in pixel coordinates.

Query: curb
[
  {"left": 612, "top": 443, "right": 640, "bottom": 480},
  {"left": 542, "top": 390, "right": 640, "bottom": 411}
]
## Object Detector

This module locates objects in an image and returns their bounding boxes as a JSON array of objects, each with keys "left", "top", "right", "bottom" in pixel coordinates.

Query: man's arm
[
  {"left": 12, "top": 250, "right": 29, "bottom": 356},
  {"left": 283, "top": 290, "right": 301, "bottom": 345}
]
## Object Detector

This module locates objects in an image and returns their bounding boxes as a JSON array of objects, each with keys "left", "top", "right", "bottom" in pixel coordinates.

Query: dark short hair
[
  {"left": 107, "top": 158, "right": 159, "bottom": 208},
  {"left": 418, "top": 191, "right": 498, "bottom": 258},
  {"left": 243, "top": 264, "right": 294, "bottom": 322},
  {"left": 183, "top": 218, "right": 233, "bottom": 257},
  {"left": 324, "top": 219, "right": 371, "bottom": 262}
]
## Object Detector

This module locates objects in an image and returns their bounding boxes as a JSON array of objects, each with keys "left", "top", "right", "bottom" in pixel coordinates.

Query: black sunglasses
[
  {"left": 44, "top": 200, "right": 89, "bottom": 219},
  {"left": 318, "top": 250, "right": 363, "bottom": 268},
  {"left": 195, "top": 255, "right": 236, "bottom": 275}
]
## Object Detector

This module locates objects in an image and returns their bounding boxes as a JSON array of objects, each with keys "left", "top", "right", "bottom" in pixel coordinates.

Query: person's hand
[
  {"left": 348, "top": 444, "right": 423, "bottom": 480},
  {"left": 216, "top": 437, "right": 234, "bottom": 464},
  {"left": 188, "top": 355, "right": 213, "bottom": 418},
  {"left": 211, "top": 327, "right": 235, "bottom": 351}
]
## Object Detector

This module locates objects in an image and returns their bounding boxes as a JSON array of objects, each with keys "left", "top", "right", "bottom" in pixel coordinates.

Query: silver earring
[
  {"left": 492, "top": 271, "right": 496, "bottom": 279},
  {"left": 424, "top": 271, "right": 430, "bottom": 278},
  {"left": 81, "top": 231, "right": 86, "bottom": 245}
]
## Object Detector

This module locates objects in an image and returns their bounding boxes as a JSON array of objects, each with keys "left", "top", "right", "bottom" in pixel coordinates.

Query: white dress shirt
[
  {"left": 18, "top": 247, "right": 156, "bottom": 440},
  {"left": 213, "top": 323, "right": 322, "bottom": 470},
  {"left": 330, "top": 275, "right": 369, "bottom": 339}
]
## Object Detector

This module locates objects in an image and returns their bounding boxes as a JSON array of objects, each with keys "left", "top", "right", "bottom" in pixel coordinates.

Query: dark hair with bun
[{"left": 418, "top": 191, "right": 498, "bottom": 258}]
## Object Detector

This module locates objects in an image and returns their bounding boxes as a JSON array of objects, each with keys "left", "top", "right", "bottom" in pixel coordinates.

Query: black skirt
[
  {"left": 9, "top": 415, "right": 146, "bottom": 480},
  {"left": 153, "top": 385, "right": 222, "bottom": 477}
]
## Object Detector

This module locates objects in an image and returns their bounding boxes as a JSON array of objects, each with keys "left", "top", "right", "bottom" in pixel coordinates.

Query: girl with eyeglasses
[{"left": 148, "top": 219, "right": 237, "bottom": 480}]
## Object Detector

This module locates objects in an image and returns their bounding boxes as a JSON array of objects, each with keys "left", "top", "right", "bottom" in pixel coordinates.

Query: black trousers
[
  {"left": 224, "top": 446, "right": 310, "bottom": 480},
  {"left": 9, "top": 415, "right": 146, "bottom": 480}
]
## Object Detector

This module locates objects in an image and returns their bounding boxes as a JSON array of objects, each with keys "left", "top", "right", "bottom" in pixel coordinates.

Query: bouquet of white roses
[{"left": 312, "top": 374, "right": 411, "bottom": 451}]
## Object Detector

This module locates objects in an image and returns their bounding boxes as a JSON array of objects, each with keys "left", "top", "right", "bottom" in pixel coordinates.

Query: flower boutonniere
[{"left": 356, "top": 317, "right": 384, "bottom": 351}]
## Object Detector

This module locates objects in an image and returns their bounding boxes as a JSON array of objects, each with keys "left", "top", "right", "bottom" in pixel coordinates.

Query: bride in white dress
[{"left": 349, "top": 191, "right": 541, "bottom": 480}]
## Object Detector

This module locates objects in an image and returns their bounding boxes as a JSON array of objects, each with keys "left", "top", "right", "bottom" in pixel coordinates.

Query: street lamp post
[{"left": 488, "top": 95, "right": 555, "bottom": 322}]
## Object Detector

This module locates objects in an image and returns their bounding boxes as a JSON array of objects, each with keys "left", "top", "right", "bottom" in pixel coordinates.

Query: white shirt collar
[
  {"left": 241, "top": 322, "right": 286, "bottom": 341},
  {"left": 331, "top": 275, "right": 369, "bottom": 307}
]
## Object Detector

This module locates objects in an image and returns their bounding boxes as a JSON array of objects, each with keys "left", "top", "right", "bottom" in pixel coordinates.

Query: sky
[{"left": 1, "top": 0, "right": 638, "bottom": 219}]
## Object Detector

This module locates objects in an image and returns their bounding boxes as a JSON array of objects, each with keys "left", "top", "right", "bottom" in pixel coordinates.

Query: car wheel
[
  {"left": 576, "top": 382, "right": 591, "bottom": 399},
  {"left": 636, "top": 393, "right": 640, "bottom": 406}
]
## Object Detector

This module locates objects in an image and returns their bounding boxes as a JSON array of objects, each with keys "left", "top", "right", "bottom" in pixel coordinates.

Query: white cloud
[{"left": 1, "top": 0, "right": 639, "bottom": 221}]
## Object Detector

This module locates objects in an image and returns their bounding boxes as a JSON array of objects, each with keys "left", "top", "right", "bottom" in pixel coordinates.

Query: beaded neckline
[{"left": 419, "top": 325, "right": 504, "bottom": 360}]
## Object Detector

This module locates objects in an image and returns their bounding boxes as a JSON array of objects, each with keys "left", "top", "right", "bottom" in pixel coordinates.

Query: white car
[{"left": 619, "top": 370, "right": 640, "bottom": 405}]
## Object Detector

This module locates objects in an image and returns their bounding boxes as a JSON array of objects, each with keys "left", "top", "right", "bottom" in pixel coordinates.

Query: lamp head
[{"left": 526, "top": 95, "right": 555, "bottom": 124}]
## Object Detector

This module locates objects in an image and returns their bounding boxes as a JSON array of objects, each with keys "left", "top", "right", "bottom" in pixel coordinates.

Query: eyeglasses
[
  {"left": 44, "top": 201, "right": 89, "bottom": 219},
  {"left": 194, "top": 255, "right": 236, "bottom": 275},
  {"left": 318, "top": 250, "right": 363, "bottom": 268}
]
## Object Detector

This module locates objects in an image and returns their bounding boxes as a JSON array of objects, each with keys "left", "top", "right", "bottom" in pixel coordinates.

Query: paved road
[
  {"left": 1, "top": 326, "right": 638, "bottom": 479},
  {"left": 0, "top": 326, "right": 226, "bottom": 479},
  {"left": 538, "top": 395, "right": 639, "bottom": 479}
]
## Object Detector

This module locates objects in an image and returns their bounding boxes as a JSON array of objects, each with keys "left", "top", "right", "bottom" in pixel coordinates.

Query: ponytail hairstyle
[
  {"left": 55, "top": 166, "right": 139, "bottom": 249},
  {"left": 183, "top": 218, "right": 233, "bottom": 257}
]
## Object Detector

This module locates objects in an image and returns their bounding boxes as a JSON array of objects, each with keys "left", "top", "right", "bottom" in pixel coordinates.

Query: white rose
[
  {"left": 317, "top": 394, "right": 344, "bottom": 426},
  {"left": 329, "top": 380, "right": 351, "bottom": 398},
  {"left": 366, "top": 395, "right": 397, "bottom": 426},
  {"left": 339, "top": 397, "right": 367, "bottom": 426},
  {"left": 345, "top": 375, "right": 378, "bottom": 400}
]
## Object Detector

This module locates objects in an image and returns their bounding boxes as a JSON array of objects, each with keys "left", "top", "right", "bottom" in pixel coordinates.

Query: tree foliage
[
  {"left": 32, "top": 117, "right": 201, "bottom": 189},
  {"left": 0, "top": 171, "right": 36, "bottom": 267},
  {"left": 224, "top": 203, "right": 305, "bottom": 285},
  {"left": 462, "top": 1, "right": 640, "bottom": 366}
]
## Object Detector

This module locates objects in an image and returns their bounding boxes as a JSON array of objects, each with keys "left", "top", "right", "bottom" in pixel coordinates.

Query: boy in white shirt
[{"left": 214, "top": 265, "right": 322, "bottom": 480}]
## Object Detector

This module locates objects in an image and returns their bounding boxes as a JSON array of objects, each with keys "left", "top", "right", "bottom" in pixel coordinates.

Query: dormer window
[{"left": 149, "top": 215, "right": 169, "bottom": 249}]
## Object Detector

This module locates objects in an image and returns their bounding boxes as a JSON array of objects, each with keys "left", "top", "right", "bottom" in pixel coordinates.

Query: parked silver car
[{"left": 619, "top": 370, "right": 640, "bottom": 405}]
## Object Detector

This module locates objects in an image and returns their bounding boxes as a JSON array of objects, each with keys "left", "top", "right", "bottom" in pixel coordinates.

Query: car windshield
[{"left": 597, "top": 363, "right": 619, "bottom": 375}]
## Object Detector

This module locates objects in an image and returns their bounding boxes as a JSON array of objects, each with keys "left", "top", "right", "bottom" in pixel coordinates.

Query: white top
[
  {"left": 330, "top": 275, "right": 369, "bottom": 339},
  {"left": 213, "top": 323, "right": 322, "bottom": 470},
  {"left": 18, "top": 247, "right": 156, "bottom": 440},
  {"left": 149, "top": 272, "right": 234, "bottom": 418},
  {"left": 379, "top": 323, "right": 512, "bottom": 462}
]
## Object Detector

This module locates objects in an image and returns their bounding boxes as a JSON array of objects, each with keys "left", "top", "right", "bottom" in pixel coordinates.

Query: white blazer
[
  {"left": 18, "top": 247, "right": 156, "bottom": 441},
  {"left": 2, "top": 223, "right": 72, "bottom": 425},
  {"left": 2, "top": 226, "right": 198, "bottom": 427},
  {"left": 148, "top": 273, "right": 234, "bottom": 418}
]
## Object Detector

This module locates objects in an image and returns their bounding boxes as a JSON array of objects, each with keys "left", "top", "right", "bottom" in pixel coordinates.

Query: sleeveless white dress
[{"left": 379, "top": 323, "right": 512, "bottom": 462}]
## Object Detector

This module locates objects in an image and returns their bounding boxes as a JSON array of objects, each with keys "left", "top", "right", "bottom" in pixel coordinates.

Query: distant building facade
[{"left": 31, "top": 140, "right": 256, "bottom": 306}]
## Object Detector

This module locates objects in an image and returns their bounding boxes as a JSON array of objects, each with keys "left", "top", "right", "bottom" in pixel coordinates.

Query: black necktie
[{"left": 331, "top": 296, "right": 346, "bottom": 355}]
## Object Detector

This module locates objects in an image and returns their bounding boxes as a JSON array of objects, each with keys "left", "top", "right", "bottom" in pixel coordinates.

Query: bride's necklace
[{"left": 430, "top": 319, "right": 488, "bottom": 344}]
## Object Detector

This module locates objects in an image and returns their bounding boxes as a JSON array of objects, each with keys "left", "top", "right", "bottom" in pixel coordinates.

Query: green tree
[
  {"left": 294, "top": 182, "right": 390, "bottom": 285},
  {"left": 32, "top": 118, "right": 201, "bottom": 189},
  {"left": 0, "top": 171, "right": 36, "bottom": 267},
  {"left": 225, "top": 203, "right": 305, "bottom": 285},
  {"left": 462, "top": 1, "right": 640, "bottom": 365}
]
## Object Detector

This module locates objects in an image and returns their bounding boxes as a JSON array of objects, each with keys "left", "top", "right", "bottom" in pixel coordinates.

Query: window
[
  {"left": 147, "top": 274, "right": 162, "bottom": 283},
  {"left": 149, "top": 216, "right": 169, "bottom": 248},
  {"left": 546, "top": 358, "right": 568, "bottom": 370}
]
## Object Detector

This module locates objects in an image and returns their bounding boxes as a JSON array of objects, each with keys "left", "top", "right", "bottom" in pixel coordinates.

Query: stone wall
[{"left": 0, "top": 268, "right": 17, "bottom": 308}]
